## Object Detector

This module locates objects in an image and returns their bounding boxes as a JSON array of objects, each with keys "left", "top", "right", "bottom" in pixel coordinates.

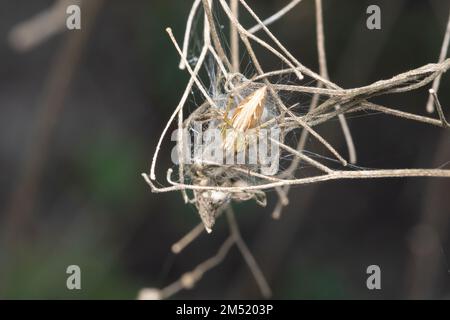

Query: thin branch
[
  {"left": 230, "top": 0, "right": 240, "bottom": 73},
  {"left": 149, "top": 44, "right": 208, "bottom": 180},
  {"left": 8, "top": 0, "right": 80, "bottom": 52},
  {"left": 314, "top": 0, "right": 357, "bottom": 164},
  {"left": 179, "top": 0, "right": 202, "bottom": 69},
  {"left": 426, "top": 8, "right": 450, "bottom": 113},
  {"left": 147, "top": 236, "right": 235, "bottom": 299},
  {"left": 275, "top": 186, "right": 289, "bottom": 206},
  {"left": 172, "top": 223, "right": 205, "bottom": 254},
  {"left": 220, "top": 0, "right": 304, "bottom": 81},
  {"left": 429, "top": 89, "right": 450, "bottom": 127},
  {"left": 271, "top": 138, "right": 334, "bottom": 174},
  {"left": 201, "top": 0, "right": 233, "bottom": 70},
  {"left": 208, "top": 45, "right": 229, "bottom": 77},
  {"left": 219, "top": 0, "right": 348, "bottom": 165},
  {"left": 166, "top": 28, "right": 217, "bottom": 107},
  {"left": 248, "top": 0, "right": 303, "bottom": 34},
  {"left": 141, "top": 168, "right": 450, "bottom": 194},
  {"left": 226, "top": 206, "right": 272, "bottom": 298},
  {"left": 144, "top": 0, "right": 450, "bottom": 299}
]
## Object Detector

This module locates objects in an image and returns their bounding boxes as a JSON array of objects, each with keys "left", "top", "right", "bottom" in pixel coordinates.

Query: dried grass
[{"left": 140, "top": 0, "right": 450, "bottom": 299}]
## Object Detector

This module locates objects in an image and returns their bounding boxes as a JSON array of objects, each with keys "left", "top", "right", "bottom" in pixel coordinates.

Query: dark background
[{"left": 0, "top": 0, "right": 449, "bottom": 299}]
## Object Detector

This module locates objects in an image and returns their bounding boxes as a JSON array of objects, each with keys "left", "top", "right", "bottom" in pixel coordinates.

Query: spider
[{"left": 221, "top": 85, "right": 267, "bottom": 152}]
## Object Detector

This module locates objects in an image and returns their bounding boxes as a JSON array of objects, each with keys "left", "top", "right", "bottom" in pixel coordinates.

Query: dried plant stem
[
  {"left": 208, "top": 45, "right": 229, "bottom": 77},
  {"left": 238, "top": 0, "right": 303, "bottom": 73},
  {"left": 145, "top": 205, "right": 271, "bottom": 299},
  {"left": 158, "top": 236, "right": 235, "bottom": 299},
  {"left": 167, "top": 28, "right": 218, "bottom": 107},
  {"left": 314, "top": 0, "right": 356, "bottom": 164},
  {"left": 144, "top": 0, "right": 450, "bottom": 299},
  {"left": 201, "top": 0, "right": 232, "bottom": 70},
  {"left": 236, "top": 0, "right": 343, "bottom": 87},
  {"left": 149, "top": 44, "right": 208, "bottom": 180},
  {"left": 179, "top": 0, "right": 202, "bottom": 69},
  {"left": 171, "top": 223, "right": 205, "bottom": 254},
  {"left": 8, "top": 0, "right": 81, "bottom": 52},
  {"left": 177, "top": 79, "right": 188, "bottom": 202},
  {"left": 277, "top": 0, "right": 355, "bottom": 195},
  {"left": 275, "top": 186, "right": 289, "bottom": 206},
  {"left": 230, "top": 0, "right": 240, "bottom": 73},
  {"left": 271, "top": 196, "right": 286, "bottom": 219},
  {"left": 219, "top": 0, "right": 347, "bottom": 165},
  {"left": 248, "top": 0, "right": 303, "bottom": 34},
  {"left": 143, "top": 168, "right": 450, "bottom": 194},
  {"left": 347, "top": 102, "right": 445, "bottom": 127},
  {"left": 198, "top": 159, "right": 285, "bottom": 183},
  {"left": 315, "top": 0, "right": 329, "bottom": 80},
  {"left": 226, "top": 206, "right": 272, "bottom": 298},
  {"left": 304, "top": 61, "right": 450, "bottom": 120},
  {"left": 426, "top": 8, "right": 450, "bottom": 113},
  {"left": 429, "top": 89, "right": 450, "bottom": 127},
  {"left": 171, "top": 207, "right": 226, "bottom": 255},
  {"left": 271, "top": 138, "right": 333, "bottom": 174}
]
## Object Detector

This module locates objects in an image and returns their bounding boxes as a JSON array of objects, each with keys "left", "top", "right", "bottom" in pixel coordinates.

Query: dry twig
[{"left": 142, "top": 0, "right": 450, "bottom": 298}]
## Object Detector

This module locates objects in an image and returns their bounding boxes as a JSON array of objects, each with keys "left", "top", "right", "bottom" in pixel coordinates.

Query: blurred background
[{"left": 0, "top": 0, "right": 449, "bottom": 299}]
